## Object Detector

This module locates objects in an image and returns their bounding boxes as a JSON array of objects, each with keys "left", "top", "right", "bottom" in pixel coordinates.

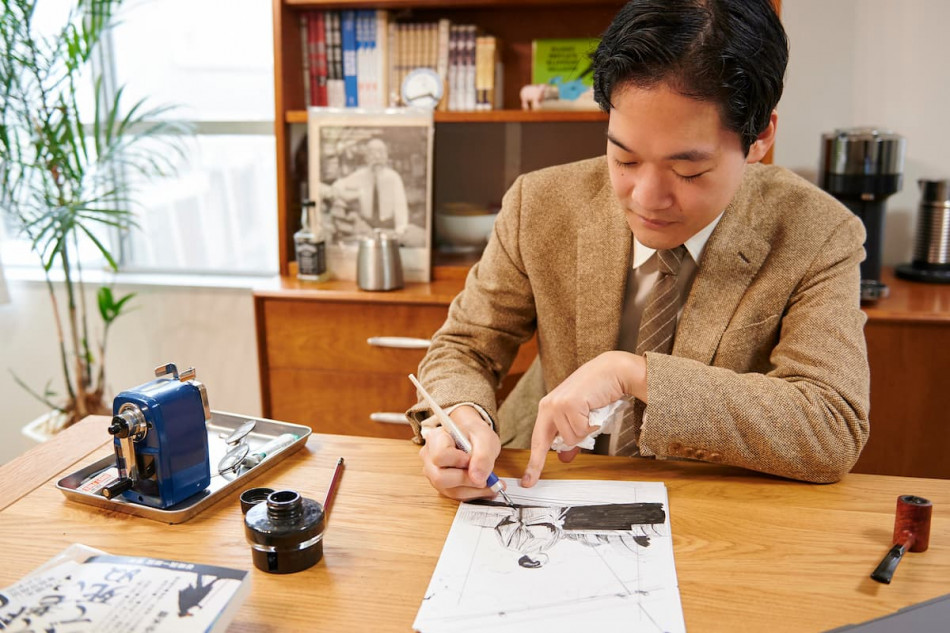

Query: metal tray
[{"left": 56, "top": 410, "right": 311, "bottom": 524}]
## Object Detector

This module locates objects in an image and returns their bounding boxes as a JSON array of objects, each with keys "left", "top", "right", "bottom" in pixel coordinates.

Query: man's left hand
[{"left": 521, "top": 351, "right": 647, "bottom": 487}]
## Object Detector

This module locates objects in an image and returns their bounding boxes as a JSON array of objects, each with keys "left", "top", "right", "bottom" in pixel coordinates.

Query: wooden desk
[{"left": 2, "top": 416, "right": 949, "bottom": 632}]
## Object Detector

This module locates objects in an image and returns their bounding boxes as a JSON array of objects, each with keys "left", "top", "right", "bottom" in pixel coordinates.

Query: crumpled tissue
[{"left": 550, "top": 396, "right": 635, "bottom": 452}]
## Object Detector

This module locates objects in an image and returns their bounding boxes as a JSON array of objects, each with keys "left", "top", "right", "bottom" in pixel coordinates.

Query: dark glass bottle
[{"left": 294, "top": 199, "right": 329, "bottom": 281}]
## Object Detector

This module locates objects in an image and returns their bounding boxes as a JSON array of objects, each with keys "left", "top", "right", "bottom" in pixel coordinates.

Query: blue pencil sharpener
[{"left": 101, "top": 363, "right": 212, "bottom": 509}]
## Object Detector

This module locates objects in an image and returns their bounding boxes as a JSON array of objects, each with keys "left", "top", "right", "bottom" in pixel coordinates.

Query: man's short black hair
[{"left": 592, "top": 0, "right": 788, "bottom": 154}]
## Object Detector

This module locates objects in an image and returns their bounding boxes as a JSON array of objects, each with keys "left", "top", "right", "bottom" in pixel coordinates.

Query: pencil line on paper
[
  {"left": 423, "top": 590, "right": 654, "bottom": 623},
  {"left": 639, "top": 600, "right": 665, "bottom": 633},
  {"left": 457, "top": 519, "right": 483, "bottom": 607},
  {"left": 591, "top": 539, "right": 636, "bottom": 596}
]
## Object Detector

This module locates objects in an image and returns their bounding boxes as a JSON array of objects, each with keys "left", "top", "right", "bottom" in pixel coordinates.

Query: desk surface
[{"left": 1, "top": 416, "right": 948, "bottom": 632}]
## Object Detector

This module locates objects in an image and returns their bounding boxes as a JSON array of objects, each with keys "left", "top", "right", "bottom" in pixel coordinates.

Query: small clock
[{"left": 401, "top": 68, "right": 444, "bottom": 109}]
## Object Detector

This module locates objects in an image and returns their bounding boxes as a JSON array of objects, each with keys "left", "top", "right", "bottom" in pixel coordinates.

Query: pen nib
[{"left": 498, "top": 488, "right": 515, "bottom": 507}]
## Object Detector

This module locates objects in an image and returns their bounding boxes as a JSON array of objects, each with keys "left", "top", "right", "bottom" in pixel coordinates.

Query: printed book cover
[
  {"left": 0, "top": 544, "right": 250, "bottom": 633},
  {"left": 531, "top": 37, "right": 599, "bottom": 100}
]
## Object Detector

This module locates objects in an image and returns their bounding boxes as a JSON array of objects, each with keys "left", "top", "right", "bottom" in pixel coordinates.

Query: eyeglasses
[{"left": 216, "top": 420, "right": 257, "bottom": 478}]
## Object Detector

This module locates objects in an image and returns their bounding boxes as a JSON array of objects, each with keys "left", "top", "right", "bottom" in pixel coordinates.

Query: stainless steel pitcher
[
  {"left": 357, "top": 230, "right": 404, "bottom": 291},
  {"left": 895, "top": 178, "right": 950, "bottom": 283}
]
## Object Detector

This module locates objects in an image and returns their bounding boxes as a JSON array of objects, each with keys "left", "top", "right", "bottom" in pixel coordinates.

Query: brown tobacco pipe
[{"left": 871, "top": 495, "right": 933, "bottom": 584}]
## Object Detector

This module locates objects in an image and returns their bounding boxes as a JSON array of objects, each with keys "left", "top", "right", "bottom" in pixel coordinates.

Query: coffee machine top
[
  {"left": 819, "top": 127, "right": 906, "bottom": 200},
  {"left": 817, "top": 127, "right": 907, "bottom": 303}
]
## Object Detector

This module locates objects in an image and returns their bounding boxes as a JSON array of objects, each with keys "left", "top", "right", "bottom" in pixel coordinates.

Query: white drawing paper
[{"left": 414, "top": 478, "right": 684, "bottom": 633}]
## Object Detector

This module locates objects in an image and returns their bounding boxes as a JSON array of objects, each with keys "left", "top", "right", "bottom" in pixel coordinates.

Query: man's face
[
  {"left": 365, "top": 140, "right": 388, "bottom": 168},
  {"left": 606, "top": 82, "right": 762, "bottom": 250}
]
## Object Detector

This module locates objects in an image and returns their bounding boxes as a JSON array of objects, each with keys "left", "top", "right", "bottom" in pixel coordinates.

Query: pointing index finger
[{"left": 522, "top": 417, "right": 558, "bottom": 488}]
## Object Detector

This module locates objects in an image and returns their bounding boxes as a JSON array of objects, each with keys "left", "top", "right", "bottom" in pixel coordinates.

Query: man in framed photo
[{"left": 327, "top": 138, "right": 410, "bottom": 240}]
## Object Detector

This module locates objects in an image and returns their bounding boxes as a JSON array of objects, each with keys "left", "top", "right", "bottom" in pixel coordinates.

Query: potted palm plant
[{"left": 1, "top": 0, "right": 188, "bottom": 436}]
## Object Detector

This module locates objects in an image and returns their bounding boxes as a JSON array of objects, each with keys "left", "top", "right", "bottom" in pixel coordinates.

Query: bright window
[{"left": 1, "top": 0, "right": 278, "bottom": 276}]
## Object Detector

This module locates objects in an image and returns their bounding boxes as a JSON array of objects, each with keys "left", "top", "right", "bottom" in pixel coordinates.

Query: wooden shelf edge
[
  {"left": 285, "top": 109, "right": 607, "bottom": 124},
  {"left": 436, "top": 109, "right": 607, "bottom": 123},
  {"left": 284, "top": 0, "right": 618, "bottom": 8},
  {"left": 253, "top": 275, "right": 466, "bottom": 305}
]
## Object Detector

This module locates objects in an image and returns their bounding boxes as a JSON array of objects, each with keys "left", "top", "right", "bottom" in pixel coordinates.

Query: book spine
[
  {"left": 494, "top": 51, "right": 504, "bottom": 110},
  {"left": 447, "top": 25, "right": 459, "bottom": 111},
  {"left": 308, "top": 12, "right": 320, "bottom": 107},
  {"left": 300, "top": 13, "right": 312, "bottom": 107},
  {"left": 331, "top": 12, "right": 346, "bottom": 108},
  {"left": 427, "top": 22, "right": 438, "bottom": 70},
  {"left": 475, "top": 35, "right": 488, "bottom": 111},
  {"left": 435, "top": 19, "right": 450, "bottom": 111},
  {"left": 314, "top": 11, "right": 328, "bottom": 107},
  {"left": 387, "top": 20, "right": 399, "bottom": 106},
  {"left": 324, "top": 11, "right": 340, "bottom": 108},
  {"left": 464, "top": 25, "right": 477, "bottom": 111},
  {"left": 407, "top": 23, "right": 418, "bottom": 75},
  {"left": 375, "top": 10, "right": 389, "bottom": 109},
  {"left": 397, "top": 23, "right": 409, "bottom": 104},
  {"left": 366, "top": 10, "right": 378, "bottom": 108},
  {"left": 341, "top": 10, "right": 359, "bottom": 107},
  {"left": 356, "top": 11, "right": 368, "bottom": 107}
]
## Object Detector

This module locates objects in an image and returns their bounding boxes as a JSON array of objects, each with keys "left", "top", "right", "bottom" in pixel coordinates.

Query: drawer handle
[
  {"left": 366, "top": 336, "right": 431, "bottom": 349},
  {"left": 370, "top": 412, "right": 410, "bottom": 425}
]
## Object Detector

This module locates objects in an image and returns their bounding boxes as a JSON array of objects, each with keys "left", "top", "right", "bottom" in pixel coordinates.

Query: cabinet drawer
[
  {"left": 267, "top": 368, "right": 416, "bottom": 439},
  {"left": 263, "top": 300, "right": 447, "bottom": 372}
]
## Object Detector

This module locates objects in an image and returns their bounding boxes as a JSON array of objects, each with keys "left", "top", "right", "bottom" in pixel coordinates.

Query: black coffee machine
[{"left": 818, "top": 127, "right": 906, "bottom": 302}]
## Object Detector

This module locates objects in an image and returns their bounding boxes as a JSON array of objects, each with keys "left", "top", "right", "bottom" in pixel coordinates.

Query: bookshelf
[{"left": 272, "top": 0, "right": 626, "bottom": 277}]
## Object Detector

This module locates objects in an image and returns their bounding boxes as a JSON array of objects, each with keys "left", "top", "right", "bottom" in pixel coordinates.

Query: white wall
[
  {"left": 0, "top": 279, "right": 261, "bottom": 464},
  {"left": 777, "top": 0, "right": 950, "bottom": 265}
]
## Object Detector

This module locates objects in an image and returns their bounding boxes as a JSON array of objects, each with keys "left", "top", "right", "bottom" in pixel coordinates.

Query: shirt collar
[{"left": 632, "top": 211, "right": 725, "bottom": 269}]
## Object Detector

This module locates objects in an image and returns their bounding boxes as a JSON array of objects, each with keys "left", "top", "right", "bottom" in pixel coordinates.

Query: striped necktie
[{"left": 615, "top": 245, "right": 688, "bottom": 456}]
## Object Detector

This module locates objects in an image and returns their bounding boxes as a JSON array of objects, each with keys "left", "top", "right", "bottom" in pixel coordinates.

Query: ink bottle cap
[{"left": 240, "top": 487, "right": 275, "bottom": 514}]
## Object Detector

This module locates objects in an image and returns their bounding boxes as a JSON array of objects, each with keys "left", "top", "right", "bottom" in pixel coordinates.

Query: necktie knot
[{"left": 657, "top": 245, "right": 687, "bottom": 276}]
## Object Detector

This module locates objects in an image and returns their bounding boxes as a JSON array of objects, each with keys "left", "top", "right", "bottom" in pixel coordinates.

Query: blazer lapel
[
  {"left": 575, "top": 181, "right": 631, "bottom": 366},
  {"left": 674, "top": 181, "right": 770, "bottom": 365}
]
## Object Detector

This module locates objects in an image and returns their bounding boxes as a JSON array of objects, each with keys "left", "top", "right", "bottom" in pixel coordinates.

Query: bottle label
[{"left": 295, "top": 235, "right": 326, "bottom": 279}]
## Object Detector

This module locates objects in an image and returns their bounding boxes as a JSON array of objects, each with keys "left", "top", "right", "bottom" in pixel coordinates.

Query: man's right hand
[{"left": 419, "top": 405, "right": 503, "bottom": 501}]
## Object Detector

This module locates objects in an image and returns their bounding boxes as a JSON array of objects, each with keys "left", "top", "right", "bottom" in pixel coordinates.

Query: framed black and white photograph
[{"left": 307, "top": 108, "right": 434, "bottom": 282}]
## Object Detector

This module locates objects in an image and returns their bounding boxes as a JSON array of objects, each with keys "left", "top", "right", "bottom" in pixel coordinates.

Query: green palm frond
[{"left": 1, "top": 0, "right": 190, "bottom": 425}]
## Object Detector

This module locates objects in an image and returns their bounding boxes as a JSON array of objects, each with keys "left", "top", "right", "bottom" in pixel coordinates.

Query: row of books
[{"left": 300, "top": 10, "right": 501, "bottom": 111}]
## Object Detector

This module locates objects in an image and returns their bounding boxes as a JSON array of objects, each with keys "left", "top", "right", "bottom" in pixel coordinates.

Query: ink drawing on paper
[{"left": 413, "top": 478, "right": 685, "bottom": 633}]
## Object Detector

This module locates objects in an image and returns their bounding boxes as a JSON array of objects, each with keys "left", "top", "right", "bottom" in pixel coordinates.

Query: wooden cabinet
[
  {"left": 853, "top": 269, "right": 950, "bottom": 479},
  {"left": 254, "top": 276, "right": 537, "bottom": 438}
]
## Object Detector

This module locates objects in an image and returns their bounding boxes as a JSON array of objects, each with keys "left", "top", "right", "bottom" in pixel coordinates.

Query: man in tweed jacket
[{"left": 409, "top": 0, "right": 869, "bottom": 498}]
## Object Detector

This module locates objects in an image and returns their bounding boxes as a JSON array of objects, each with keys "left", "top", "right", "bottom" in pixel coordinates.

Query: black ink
[{"left": 561, "top": 503, "right": 665, "bottom": 530}]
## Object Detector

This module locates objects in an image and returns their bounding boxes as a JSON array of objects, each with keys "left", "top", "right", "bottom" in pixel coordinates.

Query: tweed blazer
[{"left": 409, "top": 156, "right": 870, "bottom": 483}]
